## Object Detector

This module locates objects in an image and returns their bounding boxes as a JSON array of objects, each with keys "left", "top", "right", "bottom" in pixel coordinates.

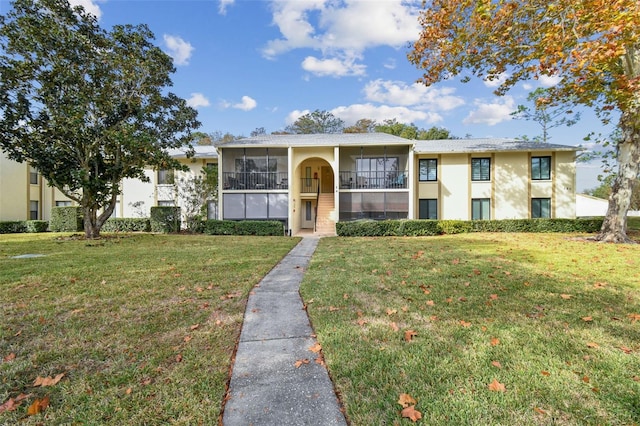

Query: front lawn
[
  {"left": 0, "top": 233, "right": 298, "bottom": 424},
  {"left": 301, "top": 233, "right": 640, "bottom": 425}
]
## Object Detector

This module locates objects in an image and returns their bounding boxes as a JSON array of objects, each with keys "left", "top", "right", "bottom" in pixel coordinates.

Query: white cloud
[
  {"left": 301, "top": 54, "right": 366, "bottom": 77},
  {"left": 218, "top": 0, "right": 235, "bottom": 15},
  {"left": 262, "top": 0, "right": 421, "bottom": 77},
  {"left": 68, "top": 0, "right": 104, "bottom": 19},
  {"left": 186, "top": 93, "right": 210, "bottom": 109},
  {"left": 363, "top": 79, "right": 465, "bottom": 111},
  {"left": 331, "top": 104, "right": 442, "bottom": 126},
  {"left": 383, "top": 58, "right": 397, "bottom": 70},
  {"left": 163, "top": 35, "right": 194, "bottom": 66},
  {"left": 538, "top": 74, "right": 563, "bottom": 87},
  {"left": 483, "top": 72, "right": 510, "bottom": 88},
  {"left": 285, "top": 109, "right": 310, "bottom": 125},
  {"left": 463, "top": 96, "right": 516, "bottom": 126},
  {"left": 233, "top": 96, "right": 257, "bottom": 111}
]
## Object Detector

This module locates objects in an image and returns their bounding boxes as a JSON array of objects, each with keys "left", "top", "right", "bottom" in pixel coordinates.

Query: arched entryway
[{"left": 293, "top": 157, "right": 336, "bottom": 235}]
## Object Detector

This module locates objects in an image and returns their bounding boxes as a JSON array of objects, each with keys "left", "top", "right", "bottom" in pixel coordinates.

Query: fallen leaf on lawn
[
  {"left": 560, "top": 294, "right": 572, "bottom": 300},
  {"left": 175, "top": 354, "right": 183, "bottom": 362},
  {"left": 190, "top": 324, "right": 200, "bottom": 330},
  {"left": 452, "top": 258, "right": 460, "bottom": 265},
  {"left": 489, "top": 294, "right": 499, "bottom": 300},
  {"left": 27, "top": 396, "right": 50, "bottom": 416},
  {"left": 329, "top": 306, "right": 339, "bottom": 311},
  {"left": 429, "top": 315, "right": 438, "bottom": 321},
  {"left": 491, "top": 361, "right": 502, "bottom": 369},
  {"left": 411, "top": 250, "right": 425, "bottom": 260},
  {"left": 534, "top": 407, "right": 547, "bottom": 415},
  {"left": 357, "top": 319, "right": 367, "bottom": 326},
  {"left": 541, "top": 371, "right": 551, "bottom": 376},
  {"left": 490, "top": 337, "right": 500, "bottom": 346},
  {"left": 309, "top": 343, "right": 322, "bottom": 353},
  {"left": 0, "top": 398, "right": 19, "bottom": 413},
  {"left": 33, "top": 373, "right": 65, "bottom": 387},
  {"left": 390, "top": 322, "right": 399, "bottom": 332},
  {"left": 632, "top": 376, "right": 640, "bottom": 382},
  {"left": 627, "top": 313, "right": 640, "bottom": 322},
  {"left": 294, "top": 359, "right": 309, "bottom": 368},
  {"left": 315, "top": 355, "right": 325, "bottom": 367},
  {"left": 488, "top": 379, "right": 506, "bottom": 392},
  {"left": 125, "top": 388, "right": 132, "bottom": 395},
  {"left": 582, "top": 376, "right": 590, "bottom": 383},
  {"left": 386, "top": 308, "right": 397, "bottom": 315},
  {"left": 419, "top": 285, "right": 430, "bottom": 294},
  {"left": 404, "top": 330, "right": 418, "bottom": 342},
  {"left": 397, "top": 393, "right": 416, "bottom": 407},
  {"left": 3, "top": 352, "right": 16, "bottom": 362},
  {"left": 460, "top": 320, "right": 472, "bottom": 328},
  {"left": 426, "top": 300, "right": 435, "bottom": 306},
  {"left": 446, "top": 297, "right": 453, "bottom": 303},
  {"left": 581, "top": 316, "right": 593, "bottom": 322},
  {"left": 586, "top": 342, "right": 599, "bottom": 348},
  {"left": 183, "top": 335, "right": 192, "bottom": 343},
  {"left": 343, "top": 293, "right": 349, "bottom": 299},
  {"left": 401, "top": 405, "right": 422, "bottom": 422},
  {"left": 619, "top": 346, "right": 632, "bottom": 354},
  {"left": 593, "top": 282, "right": 607, "bottom": 288}
]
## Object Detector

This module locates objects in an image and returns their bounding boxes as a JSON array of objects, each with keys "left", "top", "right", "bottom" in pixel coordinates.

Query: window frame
[
  {"left": 157, "top": 169, "right": 174, "bottom": 185},
  {"left": 418, "top": 159, "right": 438, "bottom": 182},
  {"left": 29, "top": 200, "right": 38, "bottom": 220},
  {"left": 531, "top": 156, "right": 551, "bottom": 180},
  {"left": 471, "top": 198, "right": 490, "bottom": 220},
  {"left": 418, "top": 198, "right": 438, "bottom": 219},
  {"left": 29, "top": 166, "right": 38, "bottom": 185},
  {"left": 471, "top": 158, "right": 491, "bottom": 181},
  {"left": 531, "top": 198, "right": 551, "bottom": 218}
]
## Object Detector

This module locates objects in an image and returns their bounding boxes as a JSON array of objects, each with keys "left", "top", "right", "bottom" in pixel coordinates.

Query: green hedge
[
  {"left": 0, "top": 220, "right": 49, "bottom": 234},
  {"left": 202, "top": 220, "right": 285, "bottom": 236},
  {"left": 50, "top": 206, "right": 83, "bottom": 232},
  {"left": 336, "top": 218, "right": 604, "bottom": 237},
  {"left": 101, "top": 218, "right": 151, "bottom": 232},
  {"left": 0, "top": 221, "right": 26, "bottom": 234},
  {"left": 150, "top": 206, "right": 181, "bottom": 233},
  {"left": 26, "top": 220, "right": 49, "bottom": 233}
]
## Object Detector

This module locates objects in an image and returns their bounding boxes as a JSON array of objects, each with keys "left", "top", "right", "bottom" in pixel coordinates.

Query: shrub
[
  {"left": 336, "top": 218, "right": 604, "bottom": 237},
  {"left": 0, "top": 221, "right": 26, "bottom": 234},
  {"left": 202, "top": 220, "right": 284, "bottom": 236},
  {"left": 150, "top": 206, "right": 181, "bottom": 233},
  {"left": 101, "top": 218, "right": 151, "bottom": 232},
  {"left": 50, "top": 207, "right": 83, "bottom": 232},
  {"left": 25, "top": 220, "right": 49, "bottom": 233}
]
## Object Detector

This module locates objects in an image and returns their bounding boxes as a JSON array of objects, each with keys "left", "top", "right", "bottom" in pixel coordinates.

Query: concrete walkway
[{"left": 222, "top": 237, "right": 348, "bottom": 426}]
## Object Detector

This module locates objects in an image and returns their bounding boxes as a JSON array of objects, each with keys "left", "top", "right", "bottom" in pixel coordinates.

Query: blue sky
[{"left": 0, "top": 0, "right": 617, "bottom": 191}]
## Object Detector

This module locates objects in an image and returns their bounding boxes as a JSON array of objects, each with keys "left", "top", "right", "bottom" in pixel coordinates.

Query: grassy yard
[
  {"left": 301, "top": 233, "right": 640, "bottom": 425},
  {"left": 0, "top": 233, "right": 298, "bottom": 424}
]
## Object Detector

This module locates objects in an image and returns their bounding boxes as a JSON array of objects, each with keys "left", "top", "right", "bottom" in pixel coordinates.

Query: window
[
  {"left": 30, "top": 166, "right": 38, "bottom": 185},
  {"left": 471, "top": 158, "right": 491, "bottom": 181},
  {"left": 157, "top": 169, "right": 174, "bottom": 185},
  {"left": 419, "top": 159, "right": 437, "bottom": 181},
  {"left": 30, "top": 201, "right": 38, "bottom": 220},
  {"left": 419, "top": 199, "right": 438, "bottom": 219},
  {"left": 157, "top": 200, "right": 174, "bottom": 206},
  {"left": 532, "top": 198, "right": 551, "bottom": 218},
  {"left": 472, "top": 198, "right": 490, "bottom": 220},
  {"left": 531, "top": 156, "right": 551, "bottom": 180},
  {"left": 56, "top": 201, "right": 72, "bottom": 207},
  {"left": 356, "top": 157, "right": 399, "bottom": 188}
]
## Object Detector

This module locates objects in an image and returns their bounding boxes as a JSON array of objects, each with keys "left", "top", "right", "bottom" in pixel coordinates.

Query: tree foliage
[
  {"left": 409, "top": 0, "right": 640, "bottom": 242},
  {"left": 0, "top": 0, "right": 200, "bottom": 238},
  {"left": 511, "top": 88, "right": 581, "bottom": 143},
  {"left": 375, "top": 119, "right": 455, "bottom": 140},
  {"left": 285, "top": 110, "right": 344, "bottom": 134},
  {"left": 174, "top": 165, "right": 218, "bottom": 232},
  {"left": 344, "top": 118, "right": 377, "bottom": 133}
]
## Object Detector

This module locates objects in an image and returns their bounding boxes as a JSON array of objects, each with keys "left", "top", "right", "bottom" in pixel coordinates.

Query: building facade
[
  {"left": 216, "top": 134, "right": 578, "bottom": 235},
  {"left": 1, "top": 135, "right": 579, "bottom": 236}
]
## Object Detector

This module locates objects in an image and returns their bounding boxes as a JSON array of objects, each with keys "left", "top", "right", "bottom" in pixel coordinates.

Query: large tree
[
  {"left": 409, "top": 0, "right": 640, "bottom": 242},
  {"left": 285, "top": 110, "right": 344, "bottom": 134},
  {"left": 0, "top": 0, "right": 200, "bottom": 238}
]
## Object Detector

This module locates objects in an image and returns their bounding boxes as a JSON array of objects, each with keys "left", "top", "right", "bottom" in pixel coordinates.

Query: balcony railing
[
  {"left": 223, "top": 172, "right": 288, "bottom": 190},
  {"left": 300, "top": 178, "right": 319, "bottom": 194},
  {"left": 338, "top": 171, "right": 407, "bottom": 189}
]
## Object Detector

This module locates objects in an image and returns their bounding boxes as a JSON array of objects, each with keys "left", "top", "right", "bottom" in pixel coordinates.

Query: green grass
[
  {"left": 301, "top": 233, "right": 640, "bottom": 425},
  {"left": 0, "top": 233, "right": 298, "bottom": 424}
]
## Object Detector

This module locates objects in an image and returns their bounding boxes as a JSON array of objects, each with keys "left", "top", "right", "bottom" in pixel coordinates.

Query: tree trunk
[
  {"left": 596, "top": 102, "right": 640, "bottom": 243},
  {"left": 83, "top": 206, "right": 101, "bottom": 239}
]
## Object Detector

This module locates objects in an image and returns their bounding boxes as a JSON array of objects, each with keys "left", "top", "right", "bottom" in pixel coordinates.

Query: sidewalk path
[{"left": 222, "top": 237, "right": 348, "bottom": 426}]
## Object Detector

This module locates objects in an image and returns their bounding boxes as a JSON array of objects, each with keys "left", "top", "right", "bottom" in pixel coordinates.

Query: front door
[
  {"left": 321, "top": 166, "right": 333, "bottom": 193},
  {"left": 301, "top": 200, "right": 315, "bottom": 229}
]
